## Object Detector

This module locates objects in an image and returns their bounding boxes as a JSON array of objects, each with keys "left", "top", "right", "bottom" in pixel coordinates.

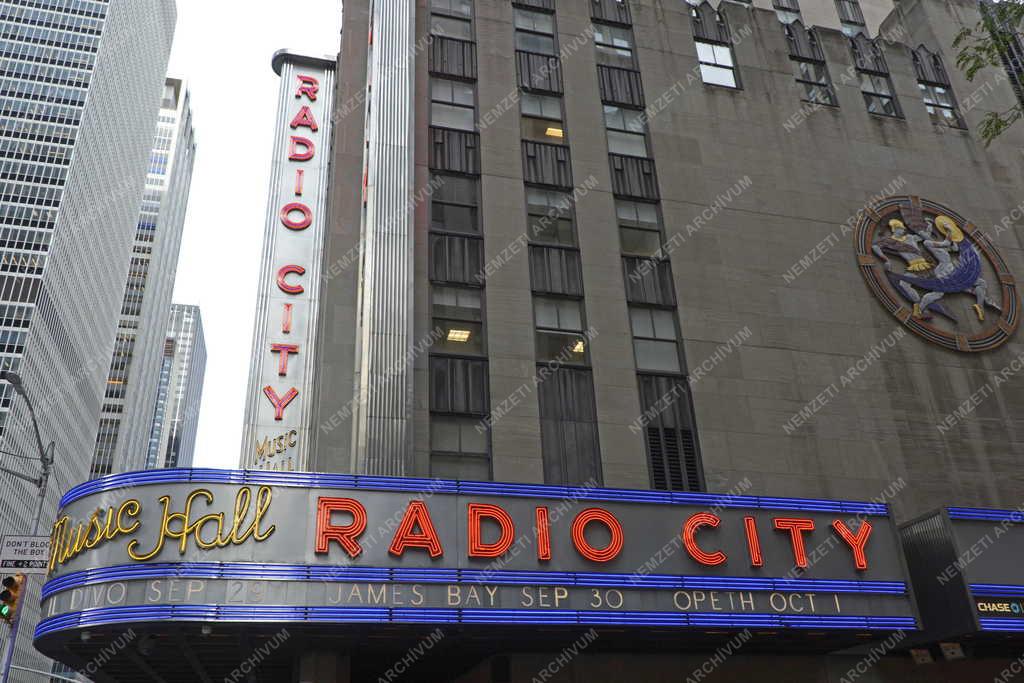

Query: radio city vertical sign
[{"left": 242, "top": 52, "right": 335, "bottom": 472}]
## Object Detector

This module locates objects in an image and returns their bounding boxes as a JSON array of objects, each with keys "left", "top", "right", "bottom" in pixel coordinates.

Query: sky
[{"left": 167, "top": 1, "right": 342, "bottom": 469}]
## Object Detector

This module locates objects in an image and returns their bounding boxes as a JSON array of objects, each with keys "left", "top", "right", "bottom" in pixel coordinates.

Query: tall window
[
  {"left": 629, "top": 306, "right": 680, "bottom": 373},
  {"left": 430, "top": 78, "right": 475, "bottom": 130},
  {"left": 691, "top": 2, "right": 739, "bottom": 89},
  {"left": 912, "top": 46, "right": 966, "bottom": 128},
  {"left": 432, "top": 286, "right": 484, "bottom": 355},
  {"left": 521, "top": 92, "right": 566, "bottom": 143},
  {"left": 431, "top": 174, "right": 479, "bottom": 233},
  {"left": 431, "top": 0, "right": 473, "bottom": 39},
  {"left": 785, "top": 22, "right": 837, "bottom": 106},
  {"left": 514, "top": 7, "right": 556, "bottom": 54},
  {"left": 527, "top": 188, "right": 576, "bottom": 246},
  {"left": 604, "top": 105, "right": 647, "bottom": 156},
  {"left": 835, "top": 0, "right": 865, "bottom": 37},
  {"left": 617, "top": 199, "right": 662, "bottom": 257},
  {"left": 851, "top": 35, "right": 901, "bottom": 117},
  {"left": 594, "top": 22, "right": 636, "bottom": 68},
  {"left": 534, "top": 296, "right": 588, "bottom": 363}
]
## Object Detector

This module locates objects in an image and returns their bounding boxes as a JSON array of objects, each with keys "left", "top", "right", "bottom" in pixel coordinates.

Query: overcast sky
[{"left": 168, "top": 1, "right": 342, "bottom": 469}]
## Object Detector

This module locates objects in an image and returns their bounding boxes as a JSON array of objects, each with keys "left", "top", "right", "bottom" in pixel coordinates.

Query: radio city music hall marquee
[
  {"left": 37, "top": 470, "right": 917, "bottom": 636},
  {"left": 242, "top": 53, "right": 335, "bottom": 472}
]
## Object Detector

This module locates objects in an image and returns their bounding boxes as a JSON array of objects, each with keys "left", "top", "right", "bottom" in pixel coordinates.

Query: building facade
[
  {"left": 90, "top": 77, "right": 196, "bottom": 478},
  {"left": 146, "top": 302, "right": 205, "bottom": 469},
  {"left": 32, "top": 0, "right": 1024, "bottom": 679},
  {"left": 0, "top": 0, "right": 176, "bottom": 672}
]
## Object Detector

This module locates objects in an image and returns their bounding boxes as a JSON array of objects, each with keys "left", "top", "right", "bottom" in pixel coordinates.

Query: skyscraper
[
  {"left": 0, "top": 0, "right": 178, "bottom": 671},
  {"left": 146, "top": 302, "right": 205, "bottom": 469},
  {"left": 90, "top": 77, "right": 196, "bottom": 478}
]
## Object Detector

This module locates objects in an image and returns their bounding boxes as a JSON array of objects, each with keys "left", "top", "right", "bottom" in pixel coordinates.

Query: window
[
  {"left": 527, "top": 188, "right": 575, "bottom": 246},
  {"left": 835, "top": 0, "right": 865, "bottom": 36},
  {"left": 630, "top": 307, "right": 680, "bottom": 372},
  {"left": 912, "top": 48, "right": 965, "bottom": 128},
  {"left": 514, "top": 8, "right": 554, "bottom": 34},
  {"left": 515, "top": 9, "right": 557, "bottom": 55},
  {"left": 860, "top": 72, "right": 899, "bottom": 116},
  {"left": 535, "top": 296, "right": 588, "bottom": 363},
  {"left": 618, "top": 199, "right": 662, "bottom": 256},
  {"left": 774, "top": 0, "right": 801, "bottom": 24},
  {"left": 431, "top": 0, "right": 472, "bottom": 18},
  {"left": 431, "top": 78, "right": 475, "bottom": 130},
  {"left": 696, "top": 40, "right": 738, "bottom": 88},
  {"left": 431, "top": 416, "right": 490, "bottom": 480},
  {"left": 521, "top": 92, "right": 565, "bottom": 143},
  {"left": 794, "top": 60, "right": 836, "bottom": 105},
  {"left": 604, "top": 105, "right": 647, "bottom": 157},
  {"left": 521, "top": 92, "right": 563, "bottom": 119},
  {"left": 852, "top": 36, "right": 901, "bottom": 117},
  {"left": 433, "top": 286, "right": 484, "bottom": 354},
  {"left": 594, "top": 23, "right": 636, "bottom": 68},
  {"left": 431, "top": 13, "right": 473, "bottom": 39},
  {"left": 431, "top": 174, "right": 479, "bottom": 233}
]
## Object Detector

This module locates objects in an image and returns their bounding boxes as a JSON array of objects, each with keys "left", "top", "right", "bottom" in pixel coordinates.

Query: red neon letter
[
  {"left": 682, "top": 512, "right": 727, "bottom": 566},
  {"left": 467, "top": 503, "right": 515, "bottom": 558},
  {"left": 315, "top": 497, "right": 367, "bottom": 557},
  {"left": 290, "top": 106, "right": 319, "bottom": 132},
  {"left": 270, "top": 343, "right": 299, "bottom": 376},
  {"left": 571, "top": 508, "right": 624, "bottom": 563},
  {"left": 277, "top": 265, "right": 305, "bottom": 295},
  {"left": 832, "top": 519, "right": 873, "bottom": 571},
  {"left": 389, "top": 500, "right": 443, "bottom": 558},
  {"left": 295, "top": 169, "right": 305, "bottom": 196},
  {"left": 262, "top": 385, "right": 298, "bottom": 420},
  {"left": 282, "top": 303, "right": 293, "bottom": 334},
  {"left": 281, "top": 202, "right": 313, "bottom": 230},
  {"left": 535, "top": 507, "right": 551, "bottom": 561},
  {"left": 774, "top": 518, "right": 816, "bottom": 569},
  {"left": 743, "top": 516, "right": 764, "bottom": 568},
  {"left": 289, "top": 136, "right": 315, "bottom": 161},
  {"left": 296, "top": 74, "right": 320, "bottom": 101}
]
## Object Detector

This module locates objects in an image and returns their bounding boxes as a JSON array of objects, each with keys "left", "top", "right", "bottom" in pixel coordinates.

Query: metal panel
[
  {"left": 530, "top": 246, "right": 583, "bottom": 296},
  {"left": 597, "top": 65, "right": 645, "bottom": 107},
  {"left": 609, "top": 154, "right": 659, "bottom": 200},
  {"left": 522, "top": 141, "right": 573, "bottom": 188},
  {"left": 429, "top": 127, "right": 481, "bottom": 174},
  {"left": 516, "top": 50, "right": 564, "bottom": 94},
  {"left": 429, "top": 36, "right": 477, "bottom": 80},
  {"left": 622, "top": 257, "right": 675, "bottom": 305}
]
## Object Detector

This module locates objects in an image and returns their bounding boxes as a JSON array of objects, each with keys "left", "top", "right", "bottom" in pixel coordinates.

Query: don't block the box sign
[{"left": 35, "top": 469, "right": 918, "bottom": 642}]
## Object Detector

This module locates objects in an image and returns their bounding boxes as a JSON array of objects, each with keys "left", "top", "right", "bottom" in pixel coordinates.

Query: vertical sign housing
[{"left": 242, "top": 52, "right": 336, "bottom": 471}]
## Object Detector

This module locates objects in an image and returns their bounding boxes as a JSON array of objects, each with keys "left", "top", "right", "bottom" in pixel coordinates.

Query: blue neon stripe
[
  {"left": 59, "top": 469, "right": 891, "bottom": 515},
  {"left": 970, "top": 584, "right": 1024, "bottom": 597},
  {"left": 34, "top": 605, "right": 916, "bottom": 639},
  {"left": 980, "top": 617, "right": 1024, "bottom": 632},
  {"left": 40, "top": 561, "right": 909, "bottom": 600},
  {"left": 947, "top": 507, "right": 1024, "bottom": 523}
]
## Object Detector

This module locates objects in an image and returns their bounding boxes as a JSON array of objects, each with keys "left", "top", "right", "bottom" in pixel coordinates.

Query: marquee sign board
[
  {"left": 901, "top": 507, "right": 1024, "bottom": 640},
  {"left": 36, "top": 470, "right": 917, "bottom": 640}
]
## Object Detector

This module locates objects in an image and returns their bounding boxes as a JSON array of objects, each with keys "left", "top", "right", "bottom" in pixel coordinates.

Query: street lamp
[{"left": 0, "top": 370, "right": 55, "bottom": 683}]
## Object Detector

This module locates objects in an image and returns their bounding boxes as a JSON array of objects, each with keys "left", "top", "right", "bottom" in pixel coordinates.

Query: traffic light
[{"left": 0, "top": 574, "right": 24, "bottom": 624}]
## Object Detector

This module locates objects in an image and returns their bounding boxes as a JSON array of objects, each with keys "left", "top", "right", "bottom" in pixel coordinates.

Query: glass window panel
[
  {"left": 432, "top": 102, "right": 475, "bottom": 130},
  {"left": 607, "top": 130, "right": 647, "bottom": 157},
  {"left": 595, "top": 45, "right": 635, "bottom": 68},
  {"left": 700, "top": 64, "right": 736, "bottom": 88},
  {"left": 712, "top": 44, "right": 734, "bottom": 66},
  {"left": 536, "top": 330, "right": 588, "bottom": 363},
  {"left": 534, "top": 297, "right": 560, "bottom": 328},
  {"left": 515, "top": 8, "right": 554, "bottom": 34},
  {"left": 634, "top": 339, "right": 681, "bottom": 373},
  {"left": 516, "top": 32, "right": 555, "bottom": 54},
  {"left": 530, "top": 215, "right": 576, "bottom": 246},
  {"left": 695, "top": 41, "right": 716, "bottom": 63},
  {"left": 630, "top": 307, "right": 654, "bottom": 337},
  {"left": 431, "top": 15, "right": 472, "bottom": 39},
  {"left": 434, "top": 174, "right": 478, "bottom": 204},
  {"left": 621, "top": 227, "right": 662, "bottom": 256},
  {"left": 595, "top": 24, "right": 633, "bottom": 48},
  {"left": 431, "top": 0, "right": 472, "bottom": 17},
  {"left": 522, "top": 115, "right": 567, "bottom": 143},
  {"left": 433, "top": 286, "right": 482, "bottom": 320},
  {"left": 433, "top": 78, "right": 474, "bottom": 105},
  {"left": 535, "top": 297, "right": 582, "bottom": 330},
  {"left": 522, "top": 93, "right": 562, "bottom": 119},
  {"left": 431, "top": 417, "right": 461, "bottom": 451},
  {"left": 433, "top": 319, "right": 484, "bottom": 354},
  {"left": 431, "top": 454, "right": 490, "bottom": 480},
  {"left": 432, "top": 203, "right": 477, "bottom": 232},
  {"left": 527, "top": 188, "right": 572, "bottom": 216},
  {"left": 635, "top": 202, "right": 659, "bottom": 227},
  {"left": 651, "top": 309, "right": 677, "bottom": 339}
]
